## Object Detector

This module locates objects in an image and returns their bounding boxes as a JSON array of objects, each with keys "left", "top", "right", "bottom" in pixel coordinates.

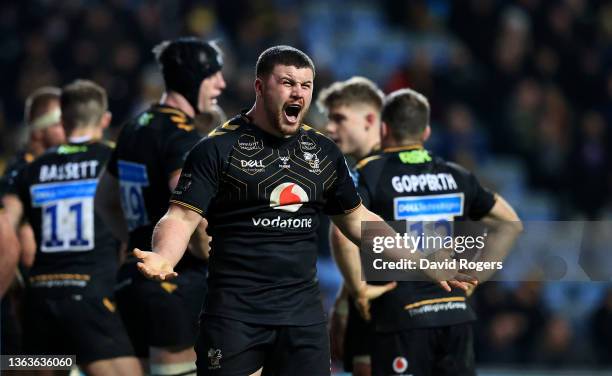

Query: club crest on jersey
[
  {"left": 207, "top": 348, "right": 222, "bottom": 370},
  {"left": 392, "top": 356, "right": 409, "bottom": 374},
  {"left": 270, "top": 183, "right": 308, "bottom": 212},
  {"left": 303, "top": 152, "right": 320, "bottom": 171},
  {"left": 298, "top": 134, "right": 316, "bottom": 152}
]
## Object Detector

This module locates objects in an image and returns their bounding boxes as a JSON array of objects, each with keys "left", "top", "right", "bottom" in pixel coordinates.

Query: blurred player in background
[
  {"left": 2, "top": 79, "right": 141, "bottom": 375},
  {"left": 336, "top": 88, "right": 522, "bottom": 376},
  {"left": 95, "top": 37, "right": 226, "bottom": 376},
  {"left": 317, "top": 76, "right": 383, "bottom": 376},
  {"left": 0, "top": 86, "right": 66, "bottom": 356}
]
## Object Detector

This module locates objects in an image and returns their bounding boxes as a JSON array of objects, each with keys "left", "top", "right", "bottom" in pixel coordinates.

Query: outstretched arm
[{"left": 135, "top": 203, "right": 202, "bottom": 281}]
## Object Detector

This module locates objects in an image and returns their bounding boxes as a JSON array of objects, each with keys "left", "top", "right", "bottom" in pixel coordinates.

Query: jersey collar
[{"left": 383, "top": 144, "right": 424, "bottom": 153}]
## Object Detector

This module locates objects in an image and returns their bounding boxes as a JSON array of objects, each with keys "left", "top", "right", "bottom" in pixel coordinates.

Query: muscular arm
[
  {"left": 469, "top": 194, "right": 523, "bottom": 282},
  {"left": 169, "top": 168, "right": 210, "bottom": 260},
  {"left": 136, "top": 204, "right": 202, "bottom": 281},
  {"left": 94, "top": 169, "right": 129, "bottom": 243}
]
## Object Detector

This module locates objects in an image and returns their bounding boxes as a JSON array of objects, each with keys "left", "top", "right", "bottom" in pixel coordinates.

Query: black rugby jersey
[
  {"left": 170, "top": 113, "right": 362, "bottom": 325},
  {"left": 356, "top": 145, "right": 495, "bottom": 332},
  {"left": 0, "top": 150, "right": 34, "bottom": 199},
  {"left": 11, "top": 141, "right": 118, "bottom": 296},
  {"left": 106, "top": 104, "right": 203, "bottom": 269}
]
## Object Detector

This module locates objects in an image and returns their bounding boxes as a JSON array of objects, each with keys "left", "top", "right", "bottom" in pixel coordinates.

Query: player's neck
[
  {"left": 245, "top": 104, "right": 284, "bottom": 138},
  {"left": 67, "top": 126, "right": 102, "bottom": 143},
  {"left": 161, "top": 91, "right": 195, "bottom": 118},
  {"left": 383, "top": 138, "right": 423, "bottom": 150},
  {"left": 353, "top": 138, "right": 381, "bottom": 160}
]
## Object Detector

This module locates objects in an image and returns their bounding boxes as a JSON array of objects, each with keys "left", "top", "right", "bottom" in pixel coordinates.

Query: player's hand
[
  {"left": 355, "top": 282, "right": 397, "bottom": 321},
  {"left": 420, "top": 246, "right": 478, "bottom": 292},
  {"left": 134, "top": 248, "right": 178, "bottom": 281},
  {"left": 329, "top": 295, "right": 349, "bottom": 361}
]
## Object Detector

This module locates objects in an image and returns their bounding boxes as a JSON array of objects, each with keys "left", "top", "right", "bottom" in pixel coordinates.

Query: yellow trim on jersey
[
  {"left": 301, "top": 124, "right": 324, "bottom": 136},
  {"left": 176, "top": 123, "right": 194, "bottom": 132},
  {"left": 207, "top": 130, "right": 226, "bottom": 138},
  {"left": 169, "top": 200, "right": 203, "bottom": 214},
  {"left": 157, "top": 107, "right": 187, "bottom": 117},
  {"left": 355, "top": 155, "right": 383, "bottom": 170},
  {"left": 404, "top": 296, "right": 466, "bottom": 311},
  {"left": 221, "top": 121, "right": 240, "bottom": 130},
  {"left": 383, "top": 144, "right": 424, "bottom": 153},
  {"left": 102, "top": 297, "right": 116, "bottom": 312}
]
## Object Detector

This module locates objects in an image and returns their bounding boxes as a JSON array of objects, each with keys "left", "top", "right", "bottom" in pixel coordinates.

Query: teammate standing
[
  {"left": 133, "top": 45, "right": 434, "bottom": 376},
  {"left": 95, "top": 37, "right": 226, "bottom": 376},
  {"left": 317, "top": 76, "right": 383, "bottom": 376},
  {"left": 340, "top": 88, "right": 522, "bottom": 376},
  {"left": 0, "top": 86, "right": 66, "bottom": 356},
  {"left": 2, "top": 80, "right": 141, "bottom": 375}
]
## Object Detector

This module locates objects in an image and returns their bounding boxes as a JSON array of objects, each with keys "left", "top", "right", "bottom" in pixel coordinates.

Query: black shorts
[
  {"left": 115, "top": 262, "right": 207, "bottom": 358},
  {"left": 22, "top": 292, "right": 134, "bottom": 364},
  {"left": 196, "top": 315, "right": 330, "bottom": 376},
  {"left": 343, "top": 296, "right": 373, "bottom": 371},
  {"left": 1, "top": 291, "right": 23, "bottom": 355},
  {"left": 371, "top": 323, "right": 475, "bottom": 376}
]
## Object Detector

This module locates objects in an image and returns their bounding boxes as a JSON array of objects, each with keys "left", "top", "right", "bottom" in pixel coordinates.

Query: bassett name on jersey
[{"left": 39, "top": 160, "right": 100, "bottom": 182}]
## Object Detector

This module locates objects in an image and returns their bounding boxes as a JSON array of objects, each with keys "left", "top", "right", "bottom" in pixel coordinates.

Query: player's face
[
  {"left": 260, "top": 64, "right": 313, "bottom": 136},
  {"left": 325, "top": 104, "right": 370, "bottom": 156},
  {"left": 41, "top": 102, "right": 65, "bottom": 147},
  {"left": 198, "top": 71, "right": 226, "bottom": 113}
]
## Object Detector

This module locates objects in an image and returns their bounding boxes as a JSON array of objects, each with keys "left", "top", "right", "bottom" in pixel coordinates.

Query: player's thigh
[
  {"left": 434, "top": 323, "right": 476, "bottom": 376},
  {"left": 22, "top": 295, "right": 70, "bottom": 356},
  {"left": 343, "top": 301, "right": 373, "bottom": 374},
  {"left": 62, "top": 295, "right": 135, "bottom": 365},
  {"left": 371, "top": 328, "right": 434, "bottom": 376},
  {"left": 80, "top": 356, "right": 143, "bottom": 376},
  {"left": 264, "top": 322, "right": 330, "bottom": 376},
  {"left": 115, "top": 265, "right": 205, "bottom": 357},
  {"left": 196, "top": 315, "right": 272, "bottom": 376}
]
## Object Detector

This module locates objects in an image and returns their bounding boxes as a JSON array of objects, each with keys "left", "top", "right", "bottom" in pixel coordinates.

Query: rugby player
[
  {"left": 2, "top": 80, "right": 141, "bottom": 375},
  {"left": 94, "top": 37, "right": 226, "bottom": 376},
  {"left": 317, "top": 76, "right": 384, "bottom": 376},
  {"left": 134, "top": 45, "right": 456, "bottom": 376},
  {"left": 338, "top": 88, "right": 522, "bottom": 376},
  {"left": 0, "top": 87, "right": 66, "bottom": 356}
]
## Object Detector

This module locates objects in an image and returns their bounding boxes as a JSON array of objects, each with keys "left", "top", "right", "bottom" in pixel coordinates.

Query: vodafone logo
[
  {"left": 392, "top": 356, "right": 408, "bottom": 374},
  {"left": 270, "top": 183, "right": 308, "bottom": 212}
]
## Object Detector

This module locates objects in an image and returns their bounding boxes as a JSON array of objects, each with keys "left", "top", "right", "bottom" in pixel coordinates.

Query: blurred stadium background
[{"left": 1, "top": 0, "right": 612, "bottom": 374}]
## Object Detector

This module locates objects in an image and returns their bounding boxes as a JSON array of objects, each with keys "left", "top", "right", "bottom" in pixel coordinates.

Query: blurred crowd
[{"left": 2, "top": 0, "right": 612, "bottom": 369}]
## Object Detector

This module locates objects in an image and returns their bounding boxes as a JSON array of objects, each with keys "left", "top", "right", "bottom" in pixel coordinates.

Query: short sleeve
[
  {"left": 467, "top": 172, "right": 496, "bottom": 220},
  {"left": 162, "top": 130, "right": 202, "bottom": 177},
  {"left": 323, "top": 148, "right": 362, "bottom": 215},
  {"left": 169, "top": 138, "right": 221, "bottom": 216}
]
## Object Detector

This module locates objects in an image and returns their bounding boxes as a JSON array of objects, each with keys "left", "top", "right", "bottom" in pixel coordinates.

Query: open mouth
[{"left": 283, "top": 104, "right": 302, "bottom": 124}]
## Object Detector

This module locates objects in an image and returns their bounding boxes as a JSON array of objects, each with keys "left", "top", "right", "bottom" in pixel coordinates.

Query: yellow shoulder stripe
[
  {"left": 355, "top": 155, "right": 382, "bottom": 170},
  {"left": 301, "top": 123, "right": 324, "bottom": 135}
]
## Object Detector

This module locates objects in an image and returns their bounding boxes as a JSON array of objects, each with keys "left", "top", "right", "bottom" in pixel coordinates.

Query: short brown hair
[
  {"left": 24, "top": 86, "right": 61, "bottom": 124},
  {"left": 255, "top": 45, "right": 315, "bottom": 79},
  {"left": 382, "top": 88, "right": 430, "bottom": 141},
  {"left": 316, "top": 76, "right": 383, "bottom": 113},
  {"left": 60, "top": 80, "right": 108, "bottom": 132}
]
